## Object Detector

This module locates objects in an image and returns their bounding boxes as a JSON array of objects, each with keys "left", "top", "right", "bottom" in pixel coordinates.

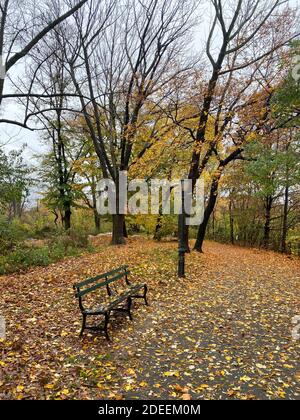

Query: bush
[
  {"left": 0, "top": 255, "right": 7, "bottom": 275},
  {"left": 49, "top": 242, "right": 65, "bottom": 260},
  {"left": 287, "top": 235, "right": 300, "bottom": 256},
  {"left": 34, "top": 224, "right": 56, "bottom": 239},
  {"left": 49, "top": 229, "right": 89, "bottom": 252},
  {"left": 0, "top": 227, "right": 94, "bottom": 275},
  {"left": 153, "top": 216, "right": 178, "bottom": 241},
  {"left": 0, "top": 246, "right": 51, "bottom": 273},
  {"left": 0, "top": 216, "right": 29, "bottom": 254}
]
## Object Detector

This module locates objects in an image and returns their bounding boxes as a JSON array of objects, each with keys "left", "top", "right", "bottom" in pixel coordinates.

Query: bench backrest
[{"left": 73, "top": 265, "right": 130, "bottom": 298}]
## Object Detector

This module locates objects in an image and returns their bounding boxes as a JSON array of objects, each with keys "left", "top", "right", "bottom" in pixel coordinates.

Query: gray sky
[
  {"left": 0, "top": 0, "right": 299, "bottom": 163},
  {"left": 0, "top": 0, "right": 209, "bottom": 162}
]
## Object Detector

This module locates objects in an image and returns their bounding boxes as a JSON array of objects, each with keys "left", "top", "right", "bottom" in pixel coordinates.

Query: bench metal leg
[
  {"left": 143, "top": 285, "right": 149, "bottom": 306},
  {"left": 80, "top": 313, "right": 110, "bottom": 341},
  {"left": 80, "top": 314, "right": 87, "bottom": 337},
  {"left": 104, "top": 313, "right": 110, "bottom": 341},
  {"left": 131, "top": 286, "right": 149, "bottom": 306},
  {"left": 127, "top": 297, "right": 133, "bottom": 321}
]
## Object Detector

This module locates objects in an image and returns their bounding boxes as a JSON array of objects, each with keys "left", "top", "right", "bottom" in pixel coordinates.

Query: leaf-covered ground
[{"left": 0, "top": 238, "right": 299, "bottom": 400}]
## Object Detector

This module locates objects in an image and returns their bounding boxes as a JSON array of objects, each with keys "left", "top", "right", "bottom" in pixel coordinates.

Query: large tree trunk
[
  {"left": 263, "top": 196, "right": 273, "bottom": 249},
  {"left": 63, "top": 206, "right": 72, "bottom": 231},
  {"left": 94, "top": 210, "right": 101, "bottom": 233},
  {"left": 194, "top": 176, "right": 220, "bottom": 253},
  {"left": 112, "top": 214, "right": 126, "bottom": 245},
  {"left": 123, "top": 220, "right": 128, "bottom": 239},
  {"left": 281, "top": 185, "right": 289, "bottom": 253},
  {"left": 212, "top": 210, "right": 216, "bottom": 240}
]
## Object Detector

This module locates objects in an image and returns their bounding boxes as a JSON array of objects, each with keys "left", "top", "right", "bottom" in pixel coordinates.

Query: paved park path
[{"left": 0, "top": 239, "right": 299, "bottom": 400}]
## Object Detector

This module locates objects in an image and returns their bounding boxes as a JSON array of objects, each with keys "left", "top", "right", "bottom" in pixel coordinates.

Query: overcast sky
[
  {"left": 0, "top": 0, "right": 214, "bottom": 162},
  {"left": 0, "top": 0, "right": 299, "bottom": 164}
]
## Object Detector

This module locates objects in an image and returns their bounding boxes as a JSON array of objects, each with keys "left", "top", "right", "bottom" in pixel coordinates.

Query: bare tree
[
  {"left": 0, "top": 0, "right": 89, "bottom": 128},
  {"left": 50, "top": 0, "right": 196, "bottom": 244},
  {"left": 26, "top": 33, "right": 89, "bottom": 230},
  {"left": 169, "top": 0, "right": 299, "bottom": 251}
]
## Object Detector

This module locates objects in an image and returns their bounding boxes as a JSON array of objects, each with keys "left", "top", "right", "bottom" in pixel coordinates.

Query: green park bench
[{"left": 73, "top": 266, "right": 148, "bottom": 340}]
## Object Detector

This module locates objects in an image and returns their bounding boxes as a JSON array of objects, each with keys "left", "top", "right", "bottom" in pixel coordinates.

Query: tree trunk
[
  {"left": 112, "top": 214, "right": 126, "bottom": 245},
  {"left": 53, "top": 210, "right": 59, "bottom": 227},
  {"left": 280, "top": 185, "right": 289, "bottom": 253},
  {"left": 63, "top": 206, "right": 72, "bottom": 231},
  {"left": 263, "top": 196, "right": 273, "bottom": 249},
  {"left": 91, "top": 180, "right": 101, "bottom": 233},
  {"left": 229, "top": 198, "right": 234, "bottom": 245},
  {"left": 154, "top": 214, "right": 163, "bottom": 241},
  {"left": 212, "top": 210, "right": 216, "bottom": 240},
  {"left": 194, "top": 176, "right": 220, "bottom": 253},
  {"left": 123, "top": 219, "right": 128, "bottom": 239},
  {"left": 94, "top": 210, "right": 101, "bottom": 233}
]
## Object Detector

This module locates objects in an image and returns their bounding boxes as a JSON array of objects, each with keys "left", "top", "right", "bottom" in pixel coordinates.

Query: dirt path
[{"left": 0, "top": 239, "right": 299, "bottom": 400}]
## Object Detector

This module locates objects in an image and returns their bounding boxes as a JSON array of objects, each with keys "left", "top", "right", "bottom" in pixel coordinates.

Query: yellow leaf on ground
[
  {"left": 44, "top": 384, "right": 55, "bottom": 389},
  {"left": 240, "top": 376, "right": 252, "bottom": 382},
  {"left": 139, "top": 381, "right": 147, "bottom": 387},
  {"left": 61, "top": 389, "right": 69, "bottom": 395},
  {"left": 164, "top": 371, "right": 180, "bottom": 378}
]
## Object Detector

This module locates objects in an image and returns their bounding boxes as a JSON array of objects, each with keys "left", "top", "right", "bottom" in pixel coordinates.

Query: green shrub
[
  {"left": 0, "top": 221, "right": 95, "bottom": 274},
  {"left": 287, "top": 236, "right": 300, "bottom": 256},
  {"left": 0, "top": 216, "right": 29, "bottom": 254},
  {"left": 0, "top": 247, "right": 49, "bottom": 273},
  {"left": 34, "top": 224, "right": 56, "bottom": 239},
  {"left": 49, "top": 242, "right": 65, "bottom": 260},
  {"left": 0, "top": 255, "right": 7, "bottom": 275},
  {"left": 49, "top": 229, "right": 89, "bottom": 251},
  {"left": 153, "top": 216, "right": 178, "bottom": 241}
]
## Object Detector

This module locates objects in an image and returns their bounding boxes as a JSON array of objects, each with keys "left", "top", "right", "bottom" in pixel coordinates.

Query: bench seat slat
[
  {"left": 82, "top": 285, "right": 145, "bottom": 315},
  {"left": 83, "top": 292, "right": 132, "bottom": 315}
]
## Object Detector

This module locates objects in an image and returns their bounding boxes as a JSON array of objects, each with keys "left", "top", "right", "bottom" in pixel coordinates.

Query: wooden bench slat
[
  {"left": 83, "top": 293, "right": 131, "bottom": 315},
  {"left": 74, "top": 265, "right": 129, "bottom": 289},
  {"left": 105, "top": 266, "right": 129, "bottom": 278},
  {"left": 76, "top": 272, "right": 126, "bottom": 297}
]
